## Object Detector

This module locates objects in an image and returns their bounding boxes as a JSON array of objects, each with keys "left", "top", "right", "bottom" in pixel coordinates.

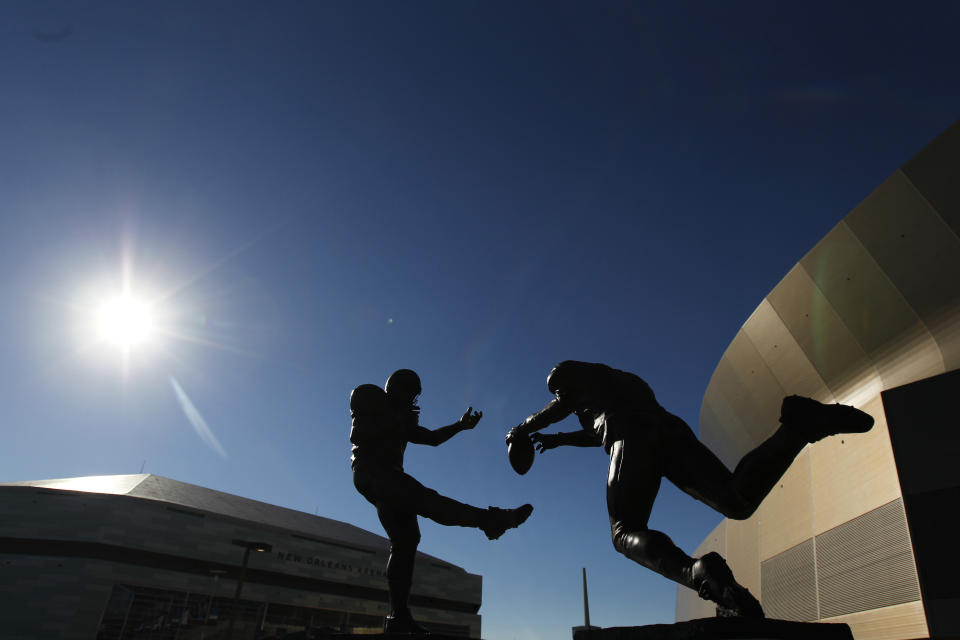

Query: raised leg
[
  {"left": 663, "top": 396, "right": 873, "bottom": 520},
  {"left": 355, "top": 466, "right": 487, "bottom": 526},
  {"left": 354, "top": 465, "right": 531, "bottom": 538},
  {"left": 659, "top": 412, "right": 805, "bottom": 520}
]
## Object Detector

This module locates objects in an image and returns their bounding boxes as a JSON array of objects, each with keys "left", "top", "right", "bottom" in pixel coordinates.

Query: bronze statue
[
  {"left": 506, "top": 361, "right": 874, "bottom": 618},
  {"left": 351, "top": 369, "right": 533, "bottom": 634}
]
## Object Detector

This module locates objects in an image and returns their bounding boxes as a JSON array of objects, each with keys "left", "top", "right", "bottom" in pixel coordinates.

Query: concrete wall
[{"left": 0, "top": 481, "right": 482, "bottom": 639}]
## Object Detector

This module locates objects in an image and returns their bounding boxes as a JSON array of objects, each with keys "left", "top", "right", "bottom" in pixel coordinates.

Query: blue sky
[{"left": 2, "top": 2, "right": 958, "bottom": 638}]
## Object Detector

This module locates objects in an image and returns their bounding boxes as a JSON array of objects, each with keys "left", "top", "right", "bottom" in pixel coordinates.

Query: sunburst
[{"left": 96, "top": 295, "right": 156, "bottom": 349}]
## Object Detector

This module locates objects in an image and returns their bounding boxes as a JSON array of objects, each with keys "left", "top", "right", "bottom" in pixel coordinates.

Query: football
[{"left": 507, "top": 435, "right": 535, "bottom": 475}]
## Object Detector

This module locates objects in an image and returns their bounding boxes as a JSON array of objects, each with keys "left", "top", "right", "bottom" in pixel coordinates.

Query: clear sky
[{"left": 2, "top": 2, "right": 958, "bottom": 638}]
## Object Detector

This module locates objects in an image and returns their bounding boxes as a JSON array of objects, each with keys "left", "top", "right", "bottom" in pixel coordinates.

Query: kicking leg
[{"left": 354, "top": 466, "right": 532, "bottom": 539}]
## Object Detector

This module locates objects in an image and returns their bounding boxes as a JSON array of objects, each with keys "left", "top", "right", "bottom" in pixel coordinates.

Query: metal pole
[
  {"left": 173, "top": 590, "right": 189, "bottom": 640},
  {"left": 202, "top": 571, "right": 224, "bottom": 640},
  {"left": 226, "top": 547, "right": 252, "bottom": 640},
  {"left": 164, "top": 594, "right": 176, "bottom": 634},
  {"left": 582, "top": 567, "right": 591, "bottom": 628},
  {"left": 118, "top": 589, "right": 135, "bottom": 640},
  {"left": 259, "top": 601, "right": 269, "bottom": 633}
]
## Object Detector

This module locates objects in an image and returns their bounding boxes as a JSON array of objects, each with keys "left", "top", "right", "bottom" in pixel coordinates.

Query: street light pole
[
  {"left": 225, "top": 540, "right": 272, "bottom": 640},
  {"left": 202, "top": 570, "right": 226, "bottom": 640}
]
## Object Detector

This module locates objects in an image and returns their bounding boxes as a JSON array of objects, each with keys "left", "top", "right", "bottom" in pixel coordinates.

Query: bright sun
[{"left": 97, "top": 296, "right": 156, "bottom": 348}]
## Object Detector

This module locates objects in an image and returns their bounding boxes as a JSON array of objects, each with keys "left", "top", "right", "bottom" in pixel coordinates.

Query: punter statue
[
  {"left": 351, "top": 369, "right": 533, "bottom": 634},
  {"left": 505, "top": 360, "right": 874, "bottom": 617}
]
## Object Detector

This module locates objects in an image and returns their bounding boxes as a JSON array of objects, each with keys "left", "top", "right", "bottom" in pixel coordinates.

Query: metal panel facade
[{"left": 678, "top": 119, "right": 959, "bottom": 639}]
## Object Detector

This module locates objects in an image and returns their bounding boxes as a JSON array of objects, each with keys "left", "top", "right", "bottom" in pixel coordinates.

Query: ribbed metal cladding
[
  {"left": 816, "top": 498, "right": 921, "bottom": 618},
  {"left": 761, "top": 539, "right": 817, "bottom": 621}
]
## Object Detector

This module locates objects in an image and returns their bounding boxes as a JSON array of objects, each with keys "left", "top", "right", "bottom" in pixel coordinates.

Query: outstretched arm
[
  {"left": 407, "top": 407, "right": 482, "bottom": 446},
  {"left": 506, "top": 397, "right": 572, "bottom": 443},
  {"left": 532, "top": 429, "right": 601, "bottom": 452}
]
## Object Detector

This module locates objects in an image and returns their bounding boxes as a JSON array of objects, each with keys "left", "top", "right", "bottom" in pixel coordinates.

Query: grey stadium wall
[
  {"left": 675, "top": 120, "right": 960, "bottom": 640},
  {"left": 0, "top": 474, "right": 483, "bottom": 639}
]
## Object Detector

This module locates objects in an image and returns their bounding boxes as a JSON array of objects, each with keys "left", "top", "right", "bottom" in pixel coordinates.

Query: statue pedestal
[{"left": 573, "top": 617, "right": 854, "bottom": 640}]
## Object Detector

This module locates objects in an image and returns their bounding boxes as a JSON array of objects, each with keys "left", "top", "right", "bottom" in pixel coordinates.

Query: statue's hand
[
  {"left": 459, "top": 407, "right": 482, "bottom": 429},
  {"left": 531, "top": 432, "right": 558, "bottom": 453},
  {"left": 505, "top": 426, "right": 524, "bottom": 444}
]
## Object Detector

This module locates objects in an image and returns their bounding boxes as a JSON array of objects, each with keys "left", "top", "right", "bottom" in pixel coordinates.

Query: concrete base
[{"left": 573, "top": 617, "right": 854, "bottom": 640}]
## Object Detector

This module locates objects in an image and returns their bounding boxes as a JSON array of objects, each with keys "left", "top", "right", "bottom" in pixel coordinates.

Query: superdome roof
[{"left": 700, "top": 120, "right": 960, "bottom": 468}]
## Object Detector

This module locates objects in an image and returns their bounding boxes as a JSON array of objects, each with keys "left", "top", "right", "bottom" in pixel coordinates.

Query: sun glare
[{"left": 97, "top": 296, "right": 155, "bottom": 348}]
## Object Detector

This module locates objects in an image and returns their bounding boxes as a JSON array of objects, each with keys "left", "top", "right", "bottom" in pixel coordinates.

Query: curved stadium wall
[{"left": 675, "top": 120, "right": 960, "bottom": 640}]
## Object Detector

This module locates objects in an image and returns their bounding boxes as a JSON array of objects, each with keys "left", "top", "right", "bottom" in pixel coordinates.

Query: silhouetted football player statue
[
  {"left": 351, "top": 369, "right": 533, "bottom": 634},
  {"left": 506, "top": 361, "right": 874, "bottom": 618}
]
